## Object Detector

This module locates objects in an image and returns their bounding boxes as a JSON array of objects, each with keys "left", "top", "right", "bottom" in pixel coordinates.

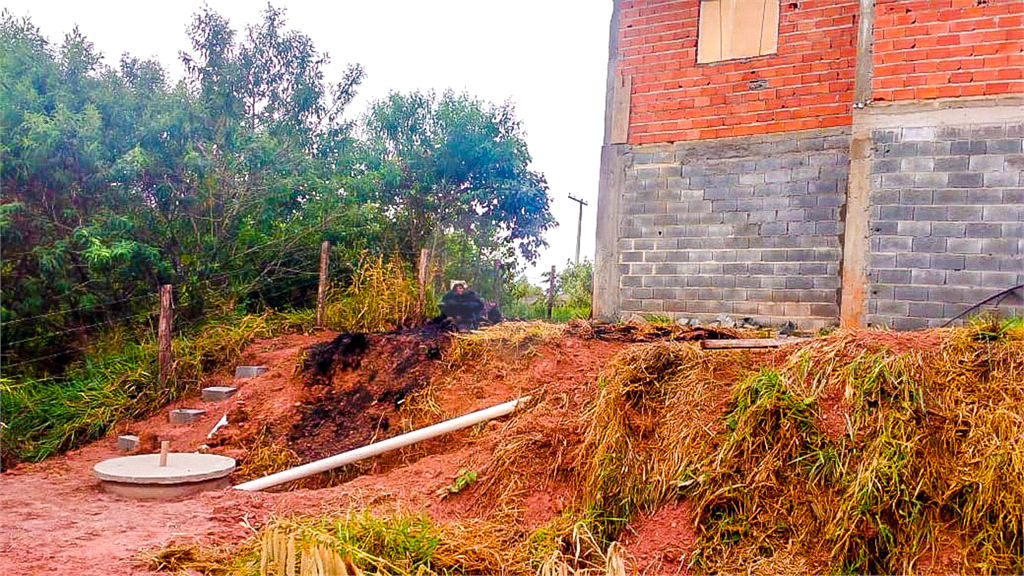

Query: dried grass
[
  {"left": 443, "top": 321, "right": 565, "bottom": 368},
  {"left": 577, "top": 320, "right": 1023, "bottom": 575}
]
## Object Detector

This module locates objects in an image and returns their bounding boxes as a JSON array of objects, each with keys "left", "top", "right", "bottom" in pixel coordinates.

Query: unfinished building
[{"left": 594, "top": 0, "right": 1023, "bottom": 329}]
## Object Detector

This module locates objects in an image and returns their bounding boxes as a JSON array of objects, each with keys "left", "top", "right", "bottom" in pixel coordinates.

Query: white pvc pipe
[{"left": 233, "top": 395, "right": 531, "bottom": 491}]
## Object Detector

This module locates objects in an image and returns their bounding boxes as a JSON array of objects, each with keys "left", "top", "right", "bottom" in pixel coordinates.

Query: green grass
[
  {"left": 0, "top": 310, "right": 313, "bottom": 465},
  {"left": 503, "top": 299, "right": 589, "bottom": 322}
]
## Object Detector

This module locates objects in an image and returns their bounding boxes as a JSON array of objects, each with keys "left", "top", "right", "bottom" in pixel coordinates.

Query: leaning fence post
[
  {"left": 158, "top": 284, "right": 173, "bottom": 385},
  {"left": 547, "top": 265, "right": 556, "bottom": 319},
  {"left": 316, "top": 240, "right": 330, "bottom": 327},
  {"left": 418, "top": 248, "right": 430, "bottom": 316}
]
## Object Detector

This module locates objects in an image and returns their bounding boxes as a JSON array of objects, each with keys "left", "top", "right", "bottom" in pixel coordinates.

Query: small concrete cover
[
  {"left": 235, "top": 365, "right": 268, "bottom": 378},
  {"left": 94, "top": 453, "right": 235, "bottom": 485}
]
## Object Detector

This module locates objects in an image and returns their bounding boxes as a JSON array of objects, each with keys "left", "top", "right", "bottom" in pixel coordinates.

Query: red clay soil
[
  {"left": 0, "top": 328, "right": 630, "bottom": 575},
  {"left": 621, "top": 501, "right": 698, "bottom": 576}
]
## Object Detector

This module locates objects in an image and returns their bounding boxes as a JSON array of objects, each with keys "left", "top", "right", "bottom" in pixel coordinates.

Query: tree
[{"left": 361, "top": 90, "right": 556, "bottom": 265}]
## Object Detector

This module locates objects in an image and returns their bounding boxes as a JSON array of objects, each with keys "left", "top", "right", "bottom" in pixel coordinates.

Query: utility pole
[{"left": 568, "top": 194, "right": 588, "bottom": 264}]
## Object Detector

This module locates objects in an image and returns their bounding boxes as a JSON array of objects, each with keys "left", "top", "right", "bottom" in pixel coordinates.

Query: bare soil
[{"left": 0, "top": 327, "right": 628, "bottom": 575}]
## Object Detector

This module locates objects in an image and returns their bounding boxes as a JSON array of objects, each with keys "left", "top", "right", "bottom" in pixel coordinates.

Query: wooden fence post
[
  {"left": 418, "top": 248, "right": 430, "bottom": 316},
  {"left": 547, "top": 265, "right": 556, "bottom": 320},
  {"left": 158, "top": 284, "right": 173, "bottom": 385},
  {"left": 316, "top": 240, "right": 330, "bottom": 327},
  {"left": 493, "top": 261, "right": 502, "bottom": 305}
]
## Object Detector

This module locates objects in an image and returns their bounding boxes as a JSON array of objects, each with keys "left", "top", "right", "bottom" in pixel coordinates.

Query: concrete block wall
[
  {"left": 617, "top": 127, "right": 849, "bottom": 329},
  {"left": 866, "top": 120, "right": 1024, "bottom": 329}
]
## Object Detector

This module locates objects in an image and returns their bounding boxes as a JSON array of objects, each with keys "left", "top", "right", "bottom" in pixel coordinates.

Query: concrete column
[
  {"left": 594, "top": 0, "right": 626, "bottom": 320},
  {"left": 839, "top": 0, "right": 876, "bottom": 327}
]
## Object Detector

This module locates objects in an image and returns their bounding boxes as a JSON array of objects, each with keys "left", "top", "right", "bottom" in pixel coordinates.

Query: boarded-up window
[{"left": 697, "top": 0, "right": 780, "bottom": 63}]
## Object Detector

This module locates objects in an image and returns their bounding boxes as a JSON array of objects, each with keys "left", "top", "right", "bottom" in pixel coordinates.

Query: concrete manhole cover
[{"left": 93, "top": 453, "right": 235, "bottom": 499}]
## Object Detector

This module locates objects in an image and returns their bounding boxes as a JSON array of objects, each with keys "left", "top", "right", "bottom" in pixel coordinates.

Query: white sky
[{"left": 4, "top": 0, "right": 611, "bottom": 286}]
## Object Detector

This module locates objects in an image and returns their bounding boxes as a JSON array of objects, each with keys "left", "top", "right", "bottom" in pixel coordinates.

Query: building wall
[
  {"left": 617, "top": 127, "right": 848, "bottom": 328},
  {"left": 872, "top": 0, "right": 1024, "bottom": 102},
  {"left": 596, "top": 0, "right": 1024, "bottom": 329},
  {"left": 866, "top": 117, "right": 1024, "bottom": 329},
  {"left": 618, "top": 0, "right": 858, "bottom": 144}
]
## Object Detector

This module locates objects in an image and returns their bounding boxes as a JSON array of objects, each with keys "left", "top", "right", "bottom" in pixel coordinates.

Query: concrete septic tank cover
[{"left": 93, "top": 453, "right": 235, "bottom": 499}]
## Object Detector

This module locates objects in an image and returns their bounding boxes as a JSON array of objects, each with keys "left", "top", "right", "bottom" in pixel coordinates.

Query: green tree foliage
[
  {"left": 362, "top": 90, "right": 555, "bottom": 264},
  {"left": 559, "top": 258, "right": 593, "bottom": 310},
  {"left": 0, "top": 7, "right": 554, "bottom": 373}
]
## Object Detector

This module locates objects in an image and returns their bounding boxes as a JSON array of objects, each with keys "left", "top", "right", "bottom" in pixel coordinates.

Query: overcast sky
[{"left": 4, "top": 0, "right": 611, "bottom": 285}]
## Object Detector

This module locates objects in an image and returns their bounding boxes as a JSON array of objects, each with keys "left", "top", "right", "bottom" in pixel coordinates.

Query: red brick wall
[
  {"left": 872, "top": 0, "right": 1024, "bottom": 102},
  {"left": 618, "top": 0, "right": 859, "bottom": 145}
]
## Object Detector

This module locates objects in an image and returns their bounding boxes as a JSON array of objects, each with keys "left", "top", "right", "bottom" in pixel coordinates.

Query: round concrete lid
[{"left": 93, "top": 453, "right": 235, "bottom": 485}]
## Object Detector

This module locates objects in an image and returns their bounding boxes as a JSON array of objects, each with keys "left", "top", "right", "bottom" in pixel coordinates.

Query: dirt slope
[{"left": 0, "top": 327, "right": 628, "bottom": 575}]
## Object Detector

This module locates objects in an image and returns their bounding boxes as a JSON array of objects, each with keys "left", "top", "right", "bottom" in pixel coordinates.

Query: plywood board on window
[{"left": 698, "top": 0, "right": 779, "bottom": 64}]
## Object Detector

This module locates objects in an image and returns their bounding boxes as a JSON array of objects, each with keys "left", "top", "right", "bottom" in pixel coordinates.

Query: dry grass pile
[
  {"left": 575, "top": 319, "right": 1023, "bottom": 574},
  {"left": 443, "top": 321, "right": 565, "bottom": 368}
]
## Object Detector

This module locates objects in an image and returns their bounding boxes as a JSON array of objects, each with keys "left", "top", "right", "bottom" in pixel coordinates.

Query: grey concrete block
[
  {"left": 971, "top": 125, "right": 1006, "bottom": 140},
  {"left": 937, "top": 126, "right": 970, "bottom": 141},
  {"left": 913, "top": 237, "right": 947, "bottom": 253},
  {"left": 982, "top": 204, "right": 1023, "bottom": 223},
  {"left": 913, "top": 206, "right": 947, "bottom": 221},
  {"left": 911, "top": 269, "right": 945, "bottom": 285},
  {"left": 897, "top": 221, "right": 931, "bottom": 237},
  {"left": 170, "top": 408, "right": 207, "bottom": 424},
  {"left": 878, "top": 269, "right": 912, "bottom": 284},
  {"left": 950, "top": 140, "right": 986, "bottom": 155},
  {"left": 902, "top": 126, "right": 936, "bottom": 142},
  {"left": 968, "top": 155, "right": 1005, "bottom": 172},
  {"left": 932, "top": 254, "right": 967, "bottom": 270},
  {"left": 882, "top": 173, "right": 916, "bottom": 188},
  {"left": 947, "top": 206, "right": 983, "bottom": 221},
  {"left": 986, "top": 172, "right": 1022, "bottom": 187},
  {"left": 932, "top": 222, "right": 966, "bottom": 238},
  {"left": 117, "top": 435, "right": 140, "bottom": 452},
  {"left": 877, "top": 300, "right": 910, "bottom": 316},
  {"left": 234, "top": 366, "right": 269, "bottom": 379},
  {"left": 945, "top": 270, "right": 982, "bottom": 286},
  {"left": 896, "top": 252, "right": 930, "bottom": 268},
  {"left": 902, "top": 157, "right": 935, "bottom": 172},
  {"left": 965, "top": 223, "right": 1002, "bottom": 238},
  {"left": 202, "top": 386, "right": 238, "bottom": 402},
  {"left": 880, "top": 205, "right": 915, "bottom": 220},
  {"left": 934, "top": 156, "right": 970, "bottom": 172},
  {"left": 947, "top": 238, "right": 984, "bottom": 254},
  {"left": 966, "top": 189, "right": 1003, "bottom": 204},
  {"left": 929, "top": 286, "right": 966, "bottom": 304},
  {"left": 908, "top": 302, "right": 945, "bottom": 318},
  {"left": 934, "top": 189, "right": 967, "bottom": 204},
  {"left": 988, "top": 139, "right": 1023, "bottom": 154},
  {"left": 879, "top": 236, "right": 913, "bottom": 252},
  {"left": 978, "top": 237, "right": 1019, "bottom": 253},
  {"left": 914, "top": 173, "right": 948, "bottom": 188},
  {"left": 965, "top": 255, "right": 1003, "bottom": 271},
  {"left": 949, "top": 173, "right": 983, "bottom": 188}
]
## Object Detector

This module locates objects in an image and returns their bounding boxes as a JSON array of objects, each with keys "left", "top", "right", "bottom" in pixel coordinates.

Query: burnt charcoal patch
[{"left": 288, "top": 324, "right": 455, "bottom": 462}]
